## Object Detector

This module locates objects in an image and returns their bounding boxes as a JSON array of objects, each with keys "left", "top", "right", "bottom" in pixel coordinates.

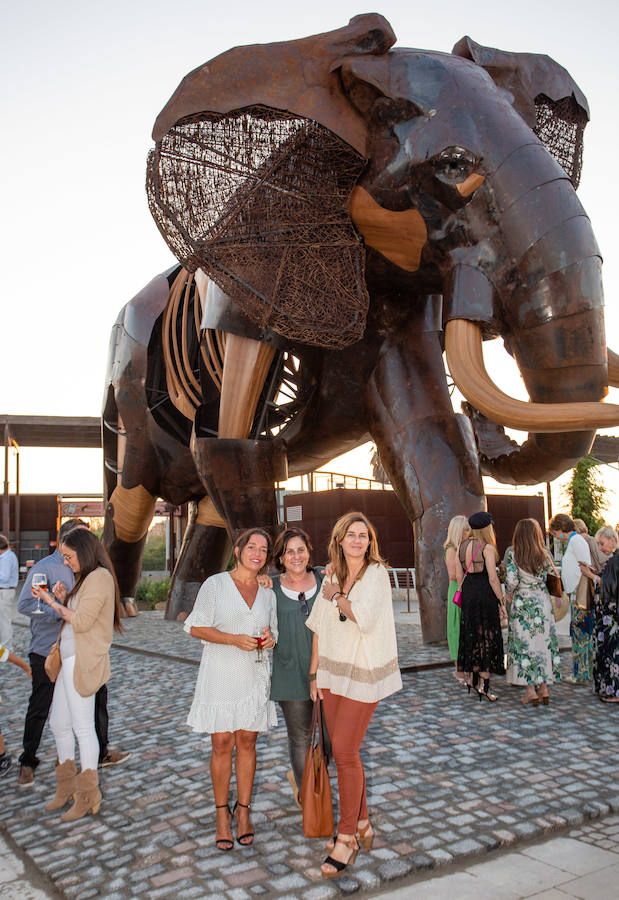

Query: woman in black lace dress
[{"left": 457, "top": 512, "right": 506, "bottom": 701}]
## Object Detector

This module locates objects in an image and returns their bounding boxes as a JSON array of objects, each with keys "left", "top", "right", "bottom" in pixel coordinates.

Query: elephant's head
[{"left": 147, "top": 14, "right": 619, "bottom": 485}]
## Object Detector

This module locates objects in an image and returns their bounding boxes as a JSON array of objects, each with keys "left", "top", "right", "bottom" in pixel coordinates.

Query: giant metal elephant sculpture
[{"left": 102, "top": 14, "right": 619, "bottom": 641}]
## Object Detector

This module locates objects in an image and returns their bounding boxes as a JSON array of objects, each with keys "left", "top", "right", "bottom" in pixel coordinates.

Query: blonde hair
[
  {"left": 595, "top": 525, "right": 618, "bottom": 543},
  {"left": 443, "top": 515, "right": 470, "bottom": 550},
  {"left": 327, "top": 511, "right": 386, "bottom": 588},
  {"left": 468, "top": 524, "right": 499, "bottom": 560},
  {"left": 573, "top": 519, "right": 588, "bottom": 535}
]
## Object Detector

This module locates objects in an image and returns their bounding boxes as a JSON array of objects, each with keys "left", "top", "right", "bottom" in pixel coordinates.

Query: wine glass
[
  {"left": 31, "top": 573, "right": 47, "bottom": 615},
  {"left": 254, "top": 629, "right": 264, "bottom": 663}
]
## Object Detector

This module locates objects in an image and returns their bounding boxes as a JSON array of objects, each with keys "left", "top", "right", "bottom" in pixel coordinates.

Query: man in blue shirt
[
  {"left": 0, "top": 534, "right": 19, "bottom": 648},
  {"left": 16, "top": 519, "right": 130, "bottom": 787}
]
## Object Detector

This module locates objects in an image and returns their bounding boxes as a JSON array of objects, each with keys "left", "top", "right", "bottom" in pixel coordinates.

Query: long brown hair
[
  {"left": 61, "top": 529, "right": 123, "bottom": 633},
  {"left": 327, "top": 511, "right": 386, "bottom": 588},
  {"left": 512, "top": 518, "right": 547, "bottom": 575},
  {"left": 232, "top": 528, "right": 272, "bottom": 575}
]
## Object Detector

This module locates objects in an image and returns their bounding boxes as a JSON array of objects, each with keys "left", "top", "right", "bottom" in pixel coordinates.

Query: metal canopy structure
[
  {"left": 1, "top": 414, "right": 101, "bottom": 449},
  {"left": 2, "top": 414, "right": 102, "bottom": 542}
]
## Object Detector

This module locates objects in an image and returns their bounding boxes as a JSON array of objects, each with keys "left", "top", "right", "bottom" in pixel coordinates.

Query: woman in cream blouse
[{"left": 306, "top": 512, "right": 401, "bottom": 878}]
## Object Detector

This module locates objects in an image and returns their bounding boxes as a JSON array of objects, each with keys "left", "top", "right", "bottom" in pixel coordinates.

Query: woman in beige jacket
[
  {"left": 35, "top": 529, "right": 122, "bottom": 822},
  {"left": 307, "top": 512, "right": 401, "bottom": 878}
]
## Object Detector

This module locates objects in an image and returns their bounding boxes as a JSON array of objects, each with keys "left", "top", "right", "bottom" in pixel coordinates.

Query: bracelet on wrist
[{"left": 308, "top": 672, "right": 317, "bottom": 681}]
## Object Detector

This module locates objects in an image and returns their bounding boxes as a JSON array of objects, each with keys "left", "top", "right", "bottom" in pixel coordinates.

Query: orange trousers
[{"left": 321, "top": 689, "right": 378, "bottom": 834}]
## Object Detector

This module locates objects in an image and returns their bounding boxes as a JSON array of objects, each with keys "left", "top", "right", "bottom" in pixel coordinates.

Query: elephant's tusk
[
  {"left": 445, "top": 319, "right": 619, "bottom": 433},
  {"left": 608, "top": 348, "right": 619, "bottom": 389}
]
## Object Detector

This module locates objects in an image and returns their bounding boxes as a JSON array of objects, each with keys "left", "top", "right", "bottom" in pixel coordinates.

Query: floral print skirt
[
  {"left": 506, "top": 590, "right": 561, "bottom": 686},
  {"left": 593, "top": 595, "right": 619, "bottom": 699}
]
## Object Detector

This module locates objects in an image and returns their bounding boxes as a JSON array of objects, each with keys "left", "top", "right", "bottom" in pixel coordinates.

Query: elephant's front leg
[
  {"left": 166, "top": 496, "right": 232, "bottom": 620},
  {"left": 366, "top": 308, "right": 484, "bottom": 642},
  {"left": 103, "top": 484, "right": 157, "bottom": 616},
  {"left": 191, "top": 334, "right": 286, "bottom": 536}
]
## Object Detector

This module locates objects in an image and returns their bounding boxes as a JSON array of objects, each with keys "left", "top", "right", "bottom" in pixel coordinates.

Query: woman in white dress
[{"left": 184, "top": 528, "right": 277, "bottom": 851}]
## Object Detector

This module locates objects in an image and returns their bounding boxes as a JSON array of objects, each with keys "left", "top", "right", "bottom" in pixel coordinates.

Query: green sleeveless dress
[{"left": 445, "top": 548, "right": 460, "bottom": 661}]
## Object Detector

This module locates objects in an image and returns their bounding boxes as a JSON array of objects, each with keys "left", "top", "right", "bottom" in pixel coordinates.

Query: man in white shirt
[
  {"left": 549, "top": 513, "right": 593, "bottom": 684},
  {"left": 0, "top": 534, "right": 19, "bottom": 648}
]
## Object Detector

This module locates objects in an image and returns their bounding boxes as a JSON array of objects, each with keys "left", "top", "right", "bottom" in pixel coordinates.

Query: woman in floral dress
[
  {"left": 579, "top": 525, "right": 619, "bottom": 703},
  {"left": 505, "top": 518, "right": 561, "bottom": 705}
]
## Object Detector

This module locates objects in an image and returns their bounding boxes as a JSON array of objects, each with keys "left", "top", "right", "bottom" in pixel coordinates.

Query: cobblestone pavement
[
  {"left": 107, "top": 599, "right": 571, "bottom": 670},
  {"left": 1, "top": 609, "right": 616, "bottom": 899},
  {"left": 109, "top": 602, "right": 447, "bottom": 669}
]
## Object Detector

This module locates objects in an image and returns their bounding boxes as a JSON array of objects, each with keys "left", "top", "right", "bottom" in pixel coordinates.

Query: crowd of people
[
  {"left": 0, "top": 505, "right": 617, "bottom": 880},
  {"left": 444, "top": 510, "right": 619, "bottom": 707}
]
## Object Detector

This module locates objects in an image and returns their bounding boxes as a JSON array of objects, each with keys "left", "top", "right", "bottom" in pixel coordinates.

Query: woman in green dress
[
  {"left": 444, "top": 516, "right": 470, "bottom": 685},
  {"left": 269, "top": 527, "right": 324, "bottom": 807}
]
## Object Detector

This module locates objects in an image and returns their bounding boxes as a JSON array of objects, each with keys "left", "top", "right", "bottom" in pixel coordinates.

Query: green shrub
[
  {"left": 135, "top": 577, "right": 171, "bottom": 609},
  {"left": 141, "top": 534, "right": 166, "bottom": 571}
]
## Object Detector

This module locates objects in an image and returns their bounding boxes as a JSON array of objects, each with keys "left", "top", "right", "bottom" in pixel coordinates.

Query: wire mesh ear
[
  {"left": 453, "top": 36, "right": 589, "bottom": 187},
  {"left": 532, "top": 94, "right": 586, "bottom": 188},
  {"left": 147, "top": 107, "right": 369, "bottom": 348}
]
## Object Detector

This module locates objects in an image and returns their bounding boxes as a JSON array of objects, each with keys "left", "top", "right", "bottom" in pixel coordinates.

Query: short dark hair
[
  {"left": 0, "top": 534, "right": 9, "bottom": 551},
  {"left": 272, "top": 527, "right": 313, "bottom": 572},
  {"left": 549, "top": 513, "right": 575, "bottom": 534},
  {"left": 232, "top": 528, "right": 272, "bottom": 575}
]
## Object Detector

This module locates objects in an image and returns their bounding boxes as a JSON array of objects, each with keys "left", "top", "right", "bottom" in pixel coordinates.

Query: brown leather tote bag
[
  {"left": 301, "top": 698, "right": 334, "bottom": 838},
  {"left": 44, "top": 625, "right": 63, "bottom": 682}
]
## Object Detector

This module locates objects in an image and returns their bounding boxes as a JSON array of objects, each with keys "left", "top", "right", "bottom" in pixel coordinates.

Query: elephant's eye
[{"left": 434, "top": 146, "right": 477, "bottom": 185}]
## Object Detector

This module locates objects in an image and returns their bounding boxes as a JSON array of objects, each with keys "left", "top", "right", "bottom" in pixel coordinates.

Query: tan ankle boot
[
  {"left": 45, "top": 759, "right": 77, "bottom": 811},
  {"left": 60, "top": 769, "right": 102, "bottom": 823}
]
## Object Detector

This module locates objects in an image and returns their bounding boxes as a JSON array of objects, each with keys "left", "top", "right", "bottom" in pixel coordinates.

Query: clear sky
[{"left": 2, "top": 0, "right": 618, "bottom": 519}]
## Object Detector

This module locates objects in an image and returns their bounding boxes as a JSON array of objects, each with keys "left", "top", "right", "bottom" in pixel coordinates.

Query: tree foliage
[{"left": 564, "top": 455, "right": 607, "bottom": 535}]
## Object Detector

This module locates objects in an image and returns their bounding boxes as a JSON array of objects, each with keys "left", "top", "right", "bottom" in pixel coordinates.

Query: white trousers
[
  {"left": 0, "top": 587, "right": 14, "bottom": 648},
  {"left": 49, "top": 655, "right": 99, "bottom": 771}
]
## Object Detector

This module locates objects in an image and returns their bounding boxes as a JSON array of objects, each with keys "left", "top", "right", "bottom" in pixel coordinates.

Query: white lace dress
[{"left": 184, "top": 572, "right": 278, "bottom": 734}]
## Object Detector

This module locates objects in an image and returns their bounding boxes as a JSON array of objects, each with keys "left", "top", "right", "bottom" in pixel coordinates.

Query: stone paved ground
[
  {"left": 108, "top": 598, "right": 570, "bottom": 670},
  {"left": 0, "top": 607, "right": 615, "bottom": 899}
]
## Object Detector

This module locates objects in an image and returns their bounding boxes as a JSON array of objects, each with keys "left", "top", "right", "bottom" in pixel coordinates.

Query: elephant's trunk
[{"left": 444, "top": 149, "right": 619, "bottom": 483}]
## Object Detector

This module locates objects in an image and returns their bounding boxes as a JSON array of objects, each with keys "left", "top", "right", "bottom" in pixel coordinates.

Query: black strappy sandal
[
  {"left": 477, "top": 677, "right": 498, "bottom": 702},
  {"left": 321, "top": 836, "right": 359, "bottom": 879},
  {"left": 467, "top": 672, "right": 480, "bottom": 695},
  {"left": 215, "top": 803, "right": 234, "bottom": 851},
  {"left": 233, "top": 800, "right": 255, "bottom": 846}
]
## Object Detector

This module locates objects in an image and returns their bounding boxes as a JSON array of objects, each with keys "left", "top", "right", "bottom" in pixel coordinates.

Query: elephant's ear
[
  {"left": 153, "top": 14, "right": 396, "bottom": 153},
  {"left": 147, "top": 15, "right": 396, "bottom": 349},
  {"left": 453, "top": 36, "right": 589, "bottom": 187}
]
